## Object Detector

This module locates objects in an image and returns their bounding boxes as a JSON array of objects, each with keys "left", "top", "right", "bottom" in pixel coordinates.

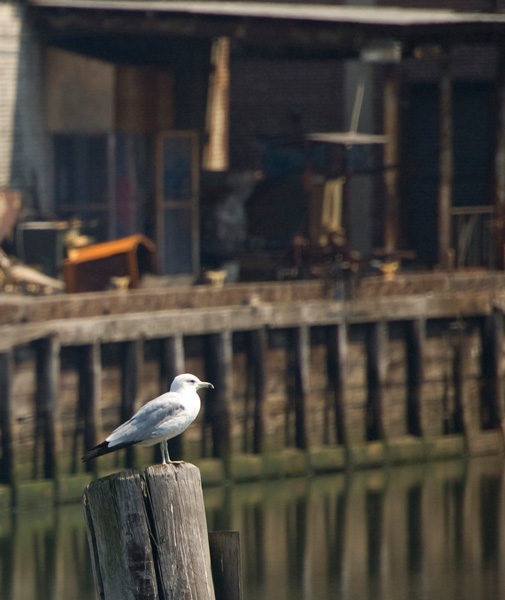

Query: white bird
[{"left": 82, "top": 373, "right": 214, "bottom": 464}]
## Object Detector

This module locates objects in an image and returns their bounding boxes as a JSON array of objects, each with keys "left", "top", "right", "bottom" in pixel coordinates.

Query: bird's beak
[{"left": 198, "top": 381, "right": 214, "bottom": 390}]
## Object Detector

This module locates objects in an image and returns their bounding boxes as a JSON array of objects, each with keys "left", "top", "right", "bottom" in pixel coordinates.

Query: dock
[{"left": 0, "top": 274, "right": 505, "bottom": 507}]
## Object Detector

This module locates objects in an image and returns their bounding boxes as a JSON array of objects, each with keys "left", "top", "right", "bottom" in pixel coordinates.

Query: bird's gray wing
[{"left": 106, "top": 392, "right": 184, "bottom": 446}]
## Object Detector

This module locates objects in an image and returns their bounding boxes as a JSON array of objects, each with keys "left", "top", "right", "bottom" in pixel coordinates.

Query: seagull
[{"left": 82, "top": 373, "right": 214, "bottom": 464}]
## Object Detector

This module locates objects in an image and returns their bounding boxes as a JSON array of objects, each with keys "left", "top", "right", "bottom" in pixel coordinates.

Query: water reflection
[{"left": 0, "top": 457, "right": 504, "bottom": 600}]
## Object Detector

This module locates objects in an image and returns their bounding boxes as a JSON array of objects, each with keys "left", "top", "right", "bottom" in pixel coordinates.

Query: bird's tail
[{"left": 81, "top": 440, "right": 133, "bottom": 462}]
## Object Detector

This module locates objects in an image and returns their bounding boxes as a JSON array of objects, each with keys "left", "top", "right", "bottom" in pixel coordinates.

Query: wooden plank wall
[{"left": 0, "top": 304, "right": 504, "bottom": 485}]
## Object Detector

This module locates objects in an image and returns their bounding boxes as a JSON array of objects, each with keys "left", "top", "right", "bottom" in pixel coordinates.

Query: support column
[
  {"left": 80, "top": 342, "right": 102, "bottom": 473},
  {"left": 292, "top": 325, "right": 310, "bottom": 450},
  {"left": 383, "top": 66, "right": 400, "bottom": 253},
  {"left": 494, "top": 46, "right": 505, "bottom": 269},
  {"left": 438, "top": 52, "right": 454, "bottom": 268},
  {"left": 367, "top": 321, "right": 388, "bottom": 441},
  {"left": 327, "top": 323, "right": 349, "bottom": 447},
  {"left": 406, "top": 319, "right": 426, "bottom": 436},
  {"left": 34, "top": 336, "right": 62, "bottom": 481},
  {"left": 121, "top": 339, "right": 143, "bottom": 467},
  {"left": 161, "top": 335, "right": 185, "bottom": 459},
  {"left": 249, "top": 328, "right": 267, "bottom": 454},
  {"left": 0, "top": 350, "right": 15, "bottom": 488},
  {"left": 210, "top": 331, "right": 233, "bottom": 464}
]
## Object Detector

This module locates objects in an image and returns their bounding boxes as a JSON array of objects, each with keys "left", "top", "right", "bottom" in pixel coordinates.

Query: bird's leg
[{"left": 160, "top": 440, "right": 168, "bottom": 464}]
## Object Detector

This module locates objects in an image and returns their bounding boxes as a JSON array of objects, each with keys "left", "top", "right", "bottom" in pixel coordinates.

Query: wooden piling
[
  {"left": 161, "top": 335, "right": 185, "bottom": 460},
  {"left": 79, "top": 342, "right": 103, "bottom": 474},
  {"left": 482, "top": 309, "right": 504, "bottom": 429},
  {"left": 83, "top": 469, "right": 159, "bottom": 600},
  {"left": 209, "top": 331, "right": 233, "bottom": 463},
  {"left": 0, "top": 350, "right": 15, "bottom": 488},
  {"left": 438, "top": 52, "right": 454, "bottom": 268},
  {"left": 83, "top": 463, "right": 217, "bottom": 600},
  {"left": 209, "top": 531, "right": 242, "bottom": 600},
  {"left": 326, "top": 323, "right": 348, "bottom": 446},
  {"left": 366, "top": 321, "right": 388, "bottom": 441},
  {"left": 292, "top": 325, "right": 310, "bottom": 450},
  {"left": 34, "top": 336, "right": 62, "bottom": 480},
  {"left": 406, "top": 319, "right": 425, "bottom": 436},
  {"left": 248, "top": 328, "right": 267, "bottom": 454},
  {"left": 121, "top": 339, "right": 143, "bottom": 467}
]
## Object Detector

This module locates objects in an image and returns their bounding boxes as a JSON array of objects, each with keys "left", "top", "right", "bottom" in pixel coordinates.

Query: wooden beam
[
  {"left": 366, "top": 321, "right": 388, "bottom": 441},
  {"left": 34, "top": 336, "right": 62, "bottom": 480},
  {"left": 83, "top": 469, "right": 159, "bottom": 599},
  {"left": 248, "top": 328, "right": 267, "bottom": 454},
  {"left": 383, "top": 65, "right": 400, "bottom": 253},
  {"left": 494, "top": 46, "right": 505, "bottom": 269},
  {"left": 0, "top": 350, "right": 15, "bottom": 488},
  {"left": 482, "top": 309, "right": 504, "bottom": 429},
  {"left": 326, "top": 323, "right": 348, "bottom": 446},
  {"left": 144, "top": 464, "right": 216, "bottom": 600},
  {"left": 0, "top": 293, "right": 500, "bottom": 350},
  {"left": 292, "top": 325, "right": 310, "bottom": 450},
  {"left": 120, "top": 339, "right": 143, "bottom": 467},
  {"left": 209, "top": 331, "right": 233, "bottom": 463},
  {"left": 209, "top": 531, "right": 242, "bottom": 600},
  {"left": 438, "top": 52, "right": 454, "bottom": 268},
  {"left": 162, "top": 335, "right": 185, "bottom": 460},
  {"left": 79, "top": 342, "right": 102, "bottom": 474},
  {"left": 406, "top": 318, "right": 425, "bottom": 436}
]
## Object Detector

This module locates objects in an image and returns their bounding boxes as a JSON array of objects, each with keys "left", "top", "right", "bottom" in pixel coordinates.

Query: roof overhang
[{"left": 28, "top": 1, "right": 505, "bottom": 62}]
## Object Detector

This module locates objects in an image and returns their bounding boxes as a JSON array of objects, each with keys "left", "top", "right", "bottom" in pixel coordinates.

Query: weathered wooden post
[{"left": 83, "top": 462, "right": 241, "bottom": 600}]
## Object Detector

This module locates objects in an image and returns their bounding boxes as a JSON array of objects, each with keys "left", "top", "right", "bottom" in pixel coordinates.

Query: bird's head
[{"left": 171, "top": 373, "right": 214, "bottom": 393}]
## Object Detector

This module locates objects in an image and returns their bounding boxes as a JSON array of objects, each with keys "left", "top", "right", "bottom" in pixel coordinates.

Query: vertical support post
[
  {"left": 210, "top": 331, "right": 233, "bottom": 465},
  {"left": 161, "top": 335, "right": 185, "bottom": 460},
  {"left": 209, "top": 531, "right": 242, "bottom": 600},
  {"left": 83, "top": 469, "right": 160, "bottom": 600},
  {"left": 145, "top": 464, "right": 216, "bottom": 599},
  {"left": 452, "top": 322, "right": 472, "bottom": 438},
  {"left": 292, "top": 325, "right": 310, "bottom": 450},
  {"left": 0, "top": 350, "right": 15, "bottom": 489},
  {"left": 482, "top": 309, "right": 504, "bottom": 429},
  {"left": 327, "top": 323, "right": 348, "bottom": 447},
  {"left": 80, "top": 342, "right": 102, "bottom": 473},
  {"left": 121, "top": 339, "right": 143, "bottom": 467},
  {"left": 248, "top": 328, "right": 267, "bottom": 454},
  {"left": 493, "top": 46, "right": 505, "bottom": 269},
  {"left": 383, "top": 65, "right": 400, "bottom": 253},
  {"left": 406, "top": 319, "right": 425, "bottom": 436},
  {"left": 438, "top": 52, "right": 453, "bottom": 268},
  {"left": 34, "top": 336, "right": 62, "bottom": 481},
  {"left": 367, "top": 321, "right": 388, "bottom": 441}
]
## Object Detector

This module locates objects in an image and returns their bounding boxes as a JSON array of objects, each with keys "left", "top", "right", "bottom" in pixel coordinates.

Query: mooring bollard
[{"left": 83, "top": 462, "right": 241, "bottom": 600}]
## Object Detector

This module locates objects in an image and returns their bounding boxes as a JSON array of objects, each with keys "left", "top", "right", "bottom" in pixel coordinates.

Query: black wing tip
[
  {"left": 81, "top": 440, "right": 136, "bottom": 462},
  {"left": 81, "top": 441, "right": 110, "bottom": 462}
]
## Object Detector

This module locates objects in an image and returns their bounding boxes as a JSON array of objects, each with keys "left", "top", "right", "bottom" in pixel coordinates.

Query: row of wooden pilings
[{"left": 1, "top": 295, "right": 505, "bottom": 497}]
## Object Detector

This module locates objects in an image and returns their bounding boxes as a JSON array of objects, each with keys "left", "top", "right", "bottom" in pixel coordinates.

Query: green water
[{"left": 1, "top": 456, "right": 504, "bottom": 600}]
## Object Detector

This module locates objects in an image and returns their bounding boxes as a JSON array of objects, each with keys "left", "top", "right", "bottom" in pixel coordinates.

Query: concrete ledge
[
  {"left": 387, "top": 436, "right": 428, "bottom": 464},
  {"left": 262, "top": 449, "right": 307, "bottom": 479},
  {"left": 196, "top": 458, "right": 225, "bottom": 486},
  {"left": 57, "top": 474, "right": 93, "bottom": 504},
  {"left": 229, "top": 454, "right": 263, "bottom": 482},
  {"left": 307, "top": 446, "right": 347, "bottom": 472},
  {"left": 15, "top": 480, "right": 54, "bottom": 511},
  {"left": 425, "top": 435, "right": 465, "bottom": 460},
  {"left": 348, "top": 441, "right": 387, "bottom": 469}
]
